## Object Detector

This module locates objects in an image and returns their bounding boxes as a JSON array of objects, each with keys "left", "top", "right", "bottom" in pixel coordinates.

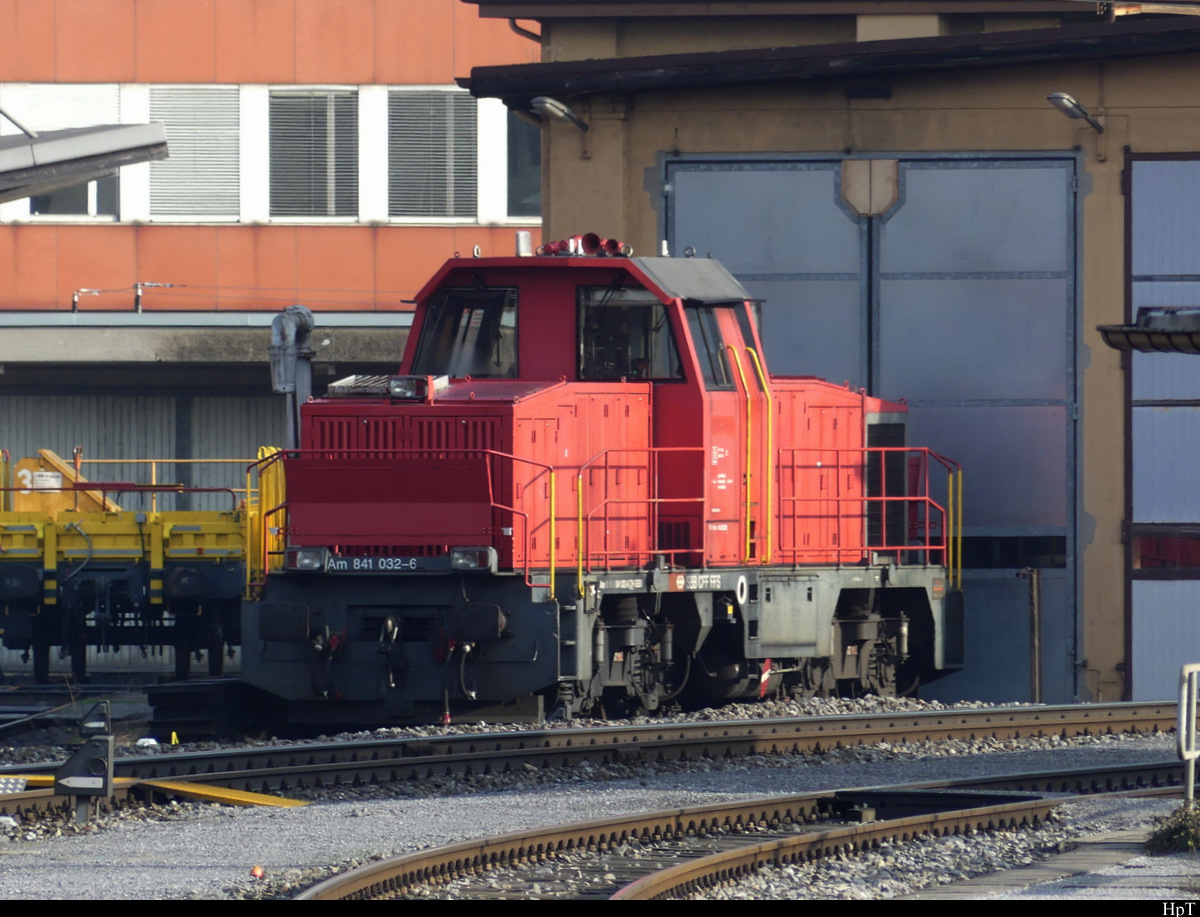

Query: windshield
[
  {"left": 412, "top": 288, "right": 517, "bottom": 378},
  {"left": 578, "top": 284, "right": 681, "bottom": 381}
]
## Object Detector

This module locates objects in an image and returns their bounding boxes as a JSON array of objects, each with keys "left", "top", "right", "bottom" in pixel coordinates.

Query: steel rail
[
  {"left": 294, "top": 761, "right": 1185, "bottom": 901},
  {"left": 611, "top": 796, "right": 1061, "bottom": 901},
  {"left": 614, "top": 783, "right": 1186, "bottom": 901},
  {"left": 0, "top": 784, "right": 136, "bottom": 818},
  {"left": 0, "top": 702, "right": 1178, "bottom": 800}
]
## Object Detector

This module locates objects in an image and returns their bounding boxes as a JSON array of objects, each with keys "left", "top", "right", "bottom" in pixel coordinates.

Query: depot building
[{"left": 463, "top": 0, "right": 1200, "bottom": 703}]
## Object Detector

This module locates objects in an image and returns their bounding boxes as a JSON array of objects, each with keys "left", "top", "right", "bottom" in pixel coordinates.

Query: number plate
[{"left": 326, "top": 556, "right": 435, "bottom": 574}]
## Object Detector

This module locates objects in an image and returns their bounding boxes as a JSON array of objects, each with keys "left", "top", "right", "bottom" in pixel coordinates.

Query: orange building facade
[
  {"left": 0, "top": 0, "right": 540, "bottom": 678},
  {"left": 0, "top": 0, "right": 542, "bottom": 314}
]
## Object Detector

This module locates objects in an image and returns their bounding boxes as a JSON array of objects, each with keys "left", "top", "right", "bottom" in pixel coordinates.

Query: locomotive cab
[{"left": 242, "top": 239, "right": 964, "bottom": 727}]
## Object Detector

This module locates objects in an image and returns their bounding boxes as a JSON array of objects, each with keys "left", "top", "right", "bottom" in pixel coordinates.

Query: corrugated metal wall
[
  {"left": 188, "top": 396, "right": 287, "bottom": 511},
  {"left": 0, "top": 395, "right": 175, "bottom": 513}
]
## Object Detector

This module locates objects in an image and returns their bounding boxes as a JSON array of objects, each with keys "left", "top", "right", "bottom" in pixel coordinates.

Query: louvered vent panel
[
  {"left": 462, "top": 420, "right": 496, "bottom": 452},
  {"left": 312, "top": 419, "right": 357, "bottom": 451},
  {"left": 364, "top": 419, "right": 400, "bottom": 452},
  {"left": 270, "top": 90, "right": 358, "bottom": 217},
  {"left": 406, "top": 418, "right": 498, "bottom": 452},
  {"left": 388, "top": 90, "right": 477, "bottom": 218},
  {"left": 149, "top": 86, "right": 239, "bottom": 217},
  {"left": 411, "top": 419, "right": 450, "bottom": 451}
]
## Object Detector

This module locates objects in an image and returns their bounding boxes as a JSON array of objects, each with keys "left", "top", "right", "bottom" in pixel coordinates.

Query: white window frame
[
  {"left": 498, "top": 101, "right": 542, "bottom": 227},
  {"left": 266, "top": 85, "right": 360, "bottom": 224},
  {"left": 386, "top": 85, "right": 479, "bottom": 225},
  {"left": 384, "top": 88, "right": 537, "bottom": 227},
  {"left": 0, "top": 83, "right": 124, "bottom": 223},
  {"left": 0, "top": 83, "right": 540, "bottom": 228}
]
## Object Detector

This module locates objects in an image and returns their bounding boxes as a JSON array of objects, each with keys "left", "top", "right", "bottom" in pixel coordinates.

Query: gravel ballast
[{"left": 0, "top": 727, "right": 1185, "bottom": 900}]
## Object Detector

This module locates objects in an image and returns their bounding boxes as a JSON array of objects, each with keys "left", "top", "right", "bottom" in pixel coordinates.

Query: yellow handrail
[
  {"left": 725, "top": 345, "right": 755, "bottom": 564},
  {"left": 745, "top": 347, "right": 773, "bottom": 564},
  {"left": 944, "top": 467, "right": 964, "bottom": 590}
]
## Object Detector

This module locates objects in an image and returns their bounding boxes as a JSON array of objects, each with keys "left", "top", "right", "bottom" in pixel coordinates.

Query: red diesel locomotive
[{"left": 244, "top": 236, "right": 965, "bottom": 725}]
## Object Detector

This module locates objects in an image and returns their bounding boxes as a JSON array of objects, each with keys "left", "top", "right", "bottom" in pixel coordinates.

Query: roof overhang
[
  {"left": 0, "top": 123, "right": 168, "bottom": 205},
  {"left": 466, "top": 0, "right": 1093, "bottom": 16},
  {"left": 463, "top": 16, "right": 1200, "bottom": 106}
]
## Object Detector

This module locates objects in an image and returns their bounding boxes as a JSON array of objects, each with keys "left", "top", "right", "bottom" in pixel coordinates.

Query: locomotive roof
[
  {"left": 628, "top": 257, "right": 751, "bottom": 305},
  {"left": 416, "top": 253, "right": 752, "bottom": 306}
]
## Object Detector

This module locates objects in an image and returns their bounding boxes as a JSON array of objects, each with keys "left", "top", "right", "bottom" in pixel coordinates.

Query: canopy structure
[
  {"left": 0, "top": 122, "right": 167, "bottom": 205},
  {"left": 462, "top": 17, "right": 1200, "bottom": 111}
]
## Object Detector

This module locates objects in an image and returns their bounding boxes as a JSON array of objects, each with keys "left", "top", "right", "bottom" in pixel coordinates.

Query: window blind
[
  {"left": 270, "top": 90, "right": 358, "bottom": 218},
  {"left": 150, "top": 86, "right": 239, "bottom": 218},
  {"left": 389, "top": 90, "right": 477, "bottom": 218}
]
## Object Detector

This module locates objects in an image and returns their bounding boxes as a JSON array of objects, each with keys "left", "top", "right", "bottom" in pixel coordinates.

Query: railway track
[
  {"left": 293, "top": 764, "right": 1184, "bottom": 900},
  {"left": 0, "top": 701, "right": 1178, "bottom": 819}
]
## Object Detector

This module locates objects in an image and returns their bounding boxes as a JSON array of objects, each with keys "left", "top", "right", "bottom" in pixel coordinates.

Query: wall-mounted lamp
[
  {"left": 1047, "top": 92, "right": 1105, "bottom": 134},
  {"left": 530, "top": 96, "right": 589, "bottom": 132}
]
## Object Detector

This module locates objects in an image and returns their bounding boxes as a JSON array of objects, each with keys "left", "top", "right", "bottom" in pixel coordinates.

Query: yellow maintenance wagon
[{"left": 0, "top": 448, "right": 278, "bottom": 683}]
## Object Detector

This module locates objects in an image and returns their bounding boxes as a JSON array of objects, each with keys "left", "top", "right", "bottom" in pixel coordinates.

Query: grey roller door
[
  {"left": 670, "top": 162, "right": 868, "bottom": 388},
  {"left": 667, "top": 155, "right": 1077, "bottom": 703}
]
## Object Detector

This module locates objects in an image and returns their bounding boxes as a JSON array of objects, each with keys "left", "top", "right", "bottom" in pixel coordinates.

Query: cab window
[
  {"left": 686, "top": 305, "right": 736, "bottom": 391},
  {"left": 412, "top": 288, "right": 517, "bottom": 378},
  {"left": 578, "top": 285, "right": 682, "bottom": 381}
]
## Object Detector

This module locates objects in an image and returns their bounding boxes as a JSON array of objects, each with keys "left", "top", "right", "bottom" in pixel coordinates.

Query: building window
[
  {"left": 30, "top": 177, "right": 118, "bottom": 217},
  {"left": 507, "top": 109, "right": 540, "bottom": 219},
  {"left": 269, "top": 90, "right": 358, "bottom": 218},
  {"left": 0, "top": 84, "right": 121, "bottom": 219},
  {"left": 149, "top": 86, "right": 239, "bottom": 219},
  {"left": 388, "top": 89, "right": 477, "bottom": 219}
]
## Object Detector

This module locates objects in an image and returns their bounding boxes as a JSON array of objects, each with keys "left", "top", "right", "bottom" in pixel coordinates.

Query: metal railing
[
  {"left": 246, "top": 441, "right": 963, "bottom": 597},
  {"left": 247, "top": 447, "right": 559, "bottom": 599},
  {"left": 576, "top": 446, "right": 706, "bottom": 577},
  {"left": 1180, "top": 663, "right": 1200, "bottom": 806},
  {"left": 776, "top": 446, "right": 961, "bottom": 577},
  {"left": 76, "top": 456, "right": 256, "bottom": 512}
]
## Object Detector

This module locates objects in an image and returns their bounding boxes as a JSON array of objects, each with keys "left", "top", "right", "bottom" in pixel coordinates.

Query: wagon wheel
[
  {"left": 32, "top": 640, "right": 50, "bottom": 684},
  {"left": 791, "top": 658, "right": 836, "bottom": 699},
  {"left": 207, "top": 624, "right": 225, "bottom": 677},
  {"left": 174, "top": 629, "right": 191, "bottom": 681}
]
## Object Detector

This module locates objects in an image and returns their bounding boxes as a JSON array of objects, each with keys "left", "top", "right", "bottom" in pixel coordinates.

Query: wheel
[
  {"left": 69, "top": 642, "right": 88, "bottom": 684},
  {"left": 790, "top": 659, "right": 836, "bottom": 699},
  {"left": 860, "top": 638, "right": 897, "bottom": 698},
  {"left": 207, "top": 625, "right": 225, "bottom": 677},
  {"left": 32, "top": 639, "right": 50, "bottom": 684},
  {"left": 174, "top": 632, "right": 191, "bottom": 681}
]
